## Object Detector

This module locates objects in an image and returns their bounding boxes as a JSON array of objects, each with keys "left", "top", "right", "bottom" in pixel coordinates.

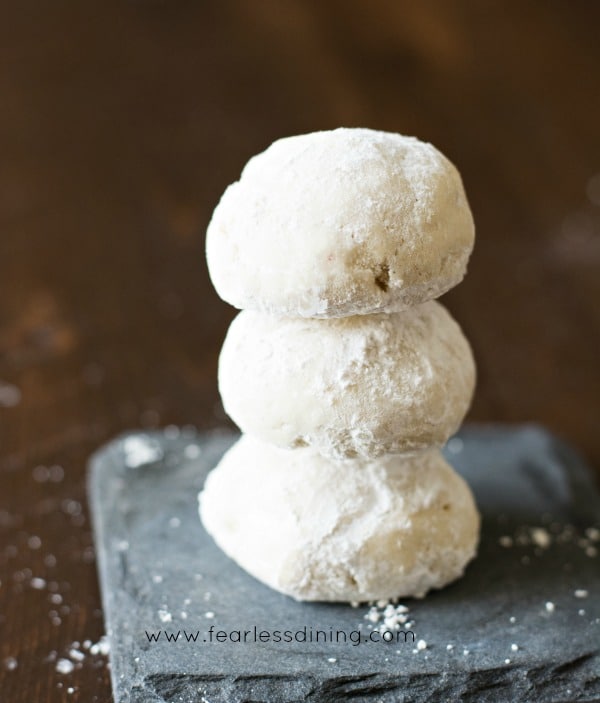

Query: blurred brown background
[{"left": 1, "top": 1, "right": 599, "bottom": 700}]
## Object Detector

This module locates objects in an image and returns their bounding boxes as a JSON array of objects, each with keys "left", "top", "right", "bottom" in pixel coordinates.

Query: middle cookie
[{"left": 219, "top": 301, "right": 476, "bottom": 460}]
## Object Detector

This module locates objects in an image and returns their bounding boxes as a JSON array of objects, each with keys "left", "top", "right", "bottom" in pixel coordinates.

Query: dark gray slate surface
[{"left": 88, "top": 425, "right": 600, "bottom": 703}]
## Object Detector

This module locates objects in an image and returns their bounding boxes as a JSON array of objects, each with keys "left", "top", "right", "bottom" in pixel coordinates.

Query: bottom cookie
[{"left": 199, "top": 435, "right": 480, "bottom": 602}]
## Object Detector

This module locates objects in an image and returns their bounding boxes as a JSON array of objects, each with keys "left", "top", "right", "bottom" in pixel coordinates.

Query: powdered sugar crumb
[
  {"left": 4, "top": 657, "right": 18, "bottom": 671},
  {"left": 0, "top": 381, "right": 21, "bottom": 407},
  {"left": 56, "top": 659, "right": 74, "bottom": 675},
  {"left": 364, "top": 600, "right": 414, "bottom": 633},
  {"left": 122, "top": 436, "right": 163, "bottom": 468},
  {"left": 531, "top": 527, "right": 551, "bottom": 549},
  {"left": 158, "top": 609, "right": 172, "bottom": 623},
  {"left": 89, "top": 636, "right": 110, "bottom": 656}
]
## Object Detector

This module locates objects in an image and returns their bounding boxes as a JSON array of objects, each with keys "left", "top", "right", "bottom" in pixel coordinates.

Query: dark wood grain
[{"left": 1, "top": 2, "right": 599, "bottom": 700}]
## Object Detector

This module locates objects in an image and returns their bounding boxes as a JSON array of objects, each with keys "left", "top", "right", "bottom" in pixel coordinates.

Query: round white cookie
[
  {"left": 199, "top": 435, "right": 480, "bottom": 602},
  {"left": 218, "top": 301, "right": 475, "bottom": 460},
  {"left": 206, "top": 128, "right": 474, "bottom": 318}
]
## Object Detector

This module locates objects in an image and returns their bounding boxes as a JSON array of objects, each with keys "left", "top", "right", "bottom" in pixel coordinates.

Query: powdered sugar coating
[
  {"left": 199, "top": 435, "right": 480, "bottom": 602},
  {"left": 219, "top": 301, "right": 475, "bottom": 459},
  {"left": 206, "top": 128, "right": 474, "bottom": 318}
]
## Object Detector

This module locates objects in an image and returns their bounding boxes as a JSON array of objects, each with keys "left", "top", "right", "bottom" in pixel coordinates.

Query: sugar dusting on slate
[{"left": 122, "top": 435, "right": 164, "bottom": 468}]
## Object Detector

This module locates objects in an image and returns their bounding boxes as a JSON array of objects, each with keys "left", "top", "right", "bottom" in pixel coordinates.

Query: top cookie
[{"left": 206, "top": 128, "right": 474, "bottom": 318}]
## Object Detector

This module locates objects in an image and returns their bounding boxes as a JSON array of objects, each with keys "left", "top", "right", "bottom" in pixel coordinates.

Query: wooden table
[{"left": 1, "top": 2, "right": 599, "bottom": 700}]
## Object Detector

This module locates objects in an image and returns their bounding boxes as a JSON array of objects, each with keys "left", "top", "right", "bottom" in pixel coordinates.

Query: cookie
[
  {"left": 206, "top": 128, "right": 474, "bottom": 317},
  {"left": 218, "top": 301, "right": 476, "bottom": 459},
  {"left": 199, "top": 434, "right": 480, "bottom": 602}
]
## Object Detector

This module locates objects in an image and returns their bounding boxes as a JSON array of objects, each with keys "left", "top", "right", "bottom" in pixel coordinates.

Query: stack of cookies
[{"left": 200, "top": 128, "right": 480, "bottom": 602}]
